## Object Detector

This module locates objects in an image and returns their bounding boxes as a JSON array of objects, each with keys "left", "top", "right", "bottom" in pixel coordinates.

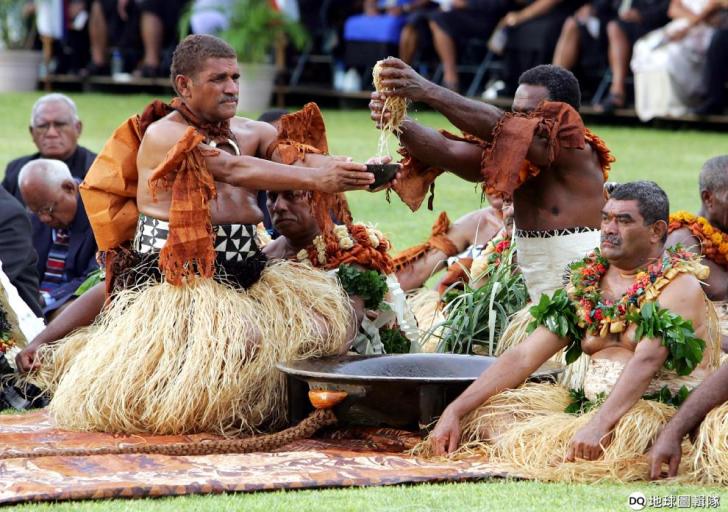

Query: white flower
[
  {"left": 296, "top": 249, "right": 309, "bottom": 262},
  {"left": 367, "top": 228, "right": 380, "bottom": 248}
]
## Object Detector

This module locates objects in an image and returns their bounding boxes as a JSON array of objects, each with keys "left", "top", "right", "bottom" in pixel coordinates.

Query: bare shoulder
[
  {"left": 657, "top": 272, "right": 706, "bottom": 315},
  {"left": 231, "top": 116, "right": 277, "bottom": 137},
  {"left": 666, "top": 227, "right": 700, "bottom": 253},
  {"left": 140, "top": 114, "right": 190, "bottom": 152}
]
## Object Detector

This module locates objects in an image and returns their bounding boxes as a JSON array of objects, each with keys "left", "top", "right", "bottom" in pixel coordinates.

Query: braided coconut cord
[{"left": 0, "top": 408, "right": 337, "bottom": 460}]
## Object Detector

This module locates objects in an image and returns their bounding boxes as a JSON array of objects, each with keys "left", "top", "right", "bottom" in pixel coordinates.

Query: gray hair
[
  {"left": 29, "top": 93, "right": 79, "bottom": 127},
  {"left": 18, "top": 159, "right": 74, "bottom": 191},
  {"left": 699, "top": 155, "right": 728, "bottom": 193}
]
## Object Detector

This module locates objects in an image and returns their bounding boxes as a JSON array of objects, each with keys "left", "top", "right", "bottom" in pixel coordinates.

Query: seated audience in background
[
  {"left": 499, "top": 0, "right": 583, "bottom": 96},
  {"left": 427, "top": 0, "right": 513, "bottom": 92},
  {"left": 552, "top": 0, "right": 620, "bottom": 77},
  {"left": 18, "top": 160, "right": 98, "bottom": 319},
  {"left": 597, "top": 0, "right": 670, "bottom": 112},
  {"left": 85, "top": 0, "right": 141, "bottom": 76},
  {"left": 695, "top": 26, "right": 728, "bottom": 115},
  {"left": 135, "top": 0, "right": 192, "bottom": 77},
  {"left": 189, "top": 0, "right": 236, "bottom": 35},
  {"left": 0, "top": 187, "right": 43, "bottom": 318},
  {"left": 631, "top": 0, "right": 727, "bottom": 121},
  {"left": 397, "top": 1, "right": 439, "bottom": 65},
  {"left": 2, "top": 94, "right": 96, "bottom": 204}
]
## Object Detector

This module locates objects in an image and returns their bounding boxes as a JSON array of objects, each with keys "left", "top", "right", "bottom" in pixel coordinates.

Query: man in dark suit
[
  {"left": 18, "top": 159, "right": 98, "bottom": 319},
  {"left": 2, "top": 93, "right": 96, "bottom": 204},
  {"left": 0, "top": 188, "right": 43, "bottom": 317}
]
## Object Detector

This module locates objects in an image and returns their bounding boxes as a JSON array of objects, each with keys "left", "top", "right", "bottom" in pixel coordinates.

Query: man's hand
[
  {"left": 619, "top": 8, "right": 642, "bottom": 23},
  {"left": 372, "top": 57, "right": 432, "bottom": 103},
  {"left": 503, "top": 11, "right": 524, "bottom": 27},
  {"left": 430, "top": 407, "right": 463, "bottom": 455},
  {"left": 566, "top": 420, "right": 613, "bottom": 461},
  {"left": 648, "top": 430, "right": 683, "bottom": 479},
  {"left": 369, "top": 91, "right": 393, "bottom": 129},
  {"left": 315, "top": 160, "right": 374, "bottom": 193},
  {"left": 16, "top": 342, "right": 42, "bottom": 374},
  {"left": 365, "top": 155, "right": 402, "bottom": 191}
]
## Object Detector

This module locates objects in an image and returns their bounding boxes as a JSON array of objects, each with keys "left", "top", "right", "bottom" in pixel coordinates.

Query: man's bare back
[{"left": 137, "top": 111, "right": 278, "bottom": 225}]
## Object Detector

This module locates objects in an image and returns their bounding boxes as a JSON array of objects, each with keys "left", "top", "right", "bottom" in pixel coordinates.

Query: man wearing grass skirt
[
  {"left": 28, "top": 34, "right": 379, "bottom": 436},
  {"left": 370, "top": 61, "right": 614, "bottom": 305},
  {"left": 422, "top": 182, "right": 725, "bottom": 484}
]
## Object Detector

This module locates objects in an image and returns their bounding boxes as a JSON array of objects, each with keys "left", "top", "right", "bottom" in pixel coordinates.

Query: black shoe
[
  {"left": 134, "top": 64, "right": 163, "bottom": 78},
  {"left": 693, "top": 100, "right": 725, "bottom": 116},
  {"left": 81, "top": 62, "right": 110, "bottom": 77},
  {"left": 597, "top": 92, "right": 625, "bottom": 114}
]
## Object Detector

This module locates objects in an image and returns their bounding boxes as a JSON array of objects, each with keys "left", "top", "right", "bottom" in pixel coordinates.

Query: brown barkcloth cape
[
  {"left": 393, "top": 101, "right": 614, "bottom": 211},
  {"left": 391, "top": 212, "right": 459, "bottom": 272},
  {"left": 80, "top": 100, "right": 345, "bottom": 288}
]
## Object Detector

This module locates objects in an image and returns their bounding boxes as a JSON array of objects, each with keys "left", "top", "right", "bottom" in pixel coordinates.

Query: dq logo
[{"left": 628, "top": 492, "right": 647, "bottom": 510}]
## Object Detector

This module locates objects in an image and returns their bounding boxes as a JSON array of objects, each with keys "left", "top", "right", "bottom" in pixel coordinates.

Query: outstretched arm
[
  {"left": 369, "top": 96, "right": 484, "bottom": 182},
  {"left": 430, "top": 326, "right": 567, "bottom": 454},
  {"left": 373, "top": 58, "right": 505, "bottom": 141},
  {"left": 649, "top": 363, "right": 728, "bottom": 479}
]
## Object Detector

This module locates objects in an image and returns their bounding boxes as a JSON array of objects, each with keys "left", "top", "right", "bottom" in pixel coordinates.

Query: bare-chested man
[
  {"left": 394, "top": 201, "right": 509, "bottom": 292},
  {"left": 370, "top": 60, "right": 612, "bottom": 302},
  {"left": 667, "top": 155, "right": 728, "bottom": 302},
  {"left": 27, "top": 35, "right": 374, "bottom": 436},
  {"left": 425, "top": 181, "right": 721, "bottom": 482}
]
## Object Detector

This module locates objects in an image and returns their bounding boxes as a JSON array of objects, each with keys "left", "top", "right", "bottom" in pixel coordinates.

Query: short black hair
[
  {"left": 610, "top": 181, "right": 669, "bottom": 241},
  {"left": 518, "top": 65, "right": 581, "bottom": 111},
  {"left": 170, "top": 34, "right": 237, "bottom": 93}
]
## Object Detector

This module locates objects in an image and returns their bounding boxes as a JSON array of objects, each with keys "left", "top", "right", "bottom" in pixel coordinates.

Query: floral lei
[
  {"left": 668, "top": 211, "right": 728, "bottom": 268},
  {"left": 566, "top": 246, "right": 708, "bottom": 337},
  {"left": 529, "top": 246, "right": 709, "bottom": 374},
  {"left": 0, "top": 302, "right": 15, "bottom": 354}
]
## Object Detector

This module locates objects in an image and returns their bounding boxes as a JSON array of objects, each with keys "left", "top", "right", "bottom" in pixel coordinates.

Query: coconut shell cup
[{"left": 366, "top": 163, "right": 399, "bottom": 190}]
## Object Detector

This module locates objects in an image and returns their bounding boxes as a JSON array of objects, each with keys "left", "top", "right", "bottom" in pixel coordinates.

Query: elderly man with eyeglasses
[
  {"left": 2, "top": 94, "right": 96, "bottom": 205},
  {"left": 18, "top": 159, "right": 98, "bottom": 320}
]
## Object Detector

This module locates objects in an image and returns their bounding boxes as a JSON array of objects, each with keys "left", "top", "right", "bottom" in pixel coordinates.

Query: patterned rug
[{"left": 0, "top": 411, "right": 511, "bottom": 505}]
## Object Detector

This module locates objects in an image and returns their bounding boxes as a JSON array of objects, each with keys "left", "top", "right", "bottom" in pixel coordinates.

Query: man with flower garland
[
  {"left": 424, "top": 181, "right": 724, "bottom": 483},
  {"left": 263, "top": 189, "right": 419, "bottom": 355},
  {"left": 667, "top": 155, "right": 728, "bottom": 303}
]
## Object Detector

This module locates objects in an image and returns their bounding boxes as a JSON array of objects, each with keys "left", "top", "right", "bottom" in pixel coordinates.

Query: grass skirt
[
  {"left": 31, "top": 261, "right": 352, "bottom": 436},
  {"left": 416, "top": 379, "right": 728, "bottom": 484}
]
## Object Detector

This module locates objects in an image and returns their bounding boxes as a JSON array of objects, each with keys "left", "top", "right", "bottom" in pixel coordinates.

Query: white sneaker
[
  {"left": 482, "top": 80, "right": 505, "bottom": 101},
  {"left": 341, "top": 68, "right": 362, "bottom": 92}
]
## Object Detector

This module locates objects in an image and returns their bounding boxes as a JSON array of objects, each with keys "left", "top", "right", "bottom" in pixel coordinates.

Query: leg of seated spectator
[
  {"left": 696, "top": 29, "right": 728, "bottom": 115},
  {"left": 140, "top": 11, "right": 163, "bottom": 71},
  {"left": 399, "top": 24, "right": 419, "bottom": 64},
  {"left": 429, "top": 19, "right": 459, "bottom": 91},
  {"left": 605, "top": 20, "right": 628, "bottom": 107},
  {"left": 552, "top": 17, "right": 580, "bottom": 70},
  {"left": 89, "top": 1, "right": 108, "bottom": 67}
]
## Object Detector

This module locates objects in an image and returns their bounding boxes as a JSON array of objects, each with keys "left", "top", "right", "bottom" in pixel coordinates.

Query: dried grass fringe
[
  {"left": 30, "top": 260, "right": 351, "bottom": 436},
  {"left": 415, "top": 381, "right": 728, "bottom": 484}
]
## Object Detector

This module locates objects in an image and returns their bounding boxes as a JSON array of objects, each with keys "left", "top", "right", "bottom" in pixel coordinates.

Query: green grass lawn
[
  {"left": 2, "top": 92, "right": 726, "bottom": 252},
  {"left": 1, "top": 93, "right": 727, "bottom": 511}
]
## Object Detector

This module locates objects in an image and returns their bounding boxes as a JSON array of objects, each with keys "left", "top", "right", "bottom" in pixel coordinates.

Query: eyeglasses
[
  {"left": 32, "top": 120, "right": 73, "bottom": 133},
  {"left": 27, "top": 200, "right": 58, "bottom": 218}
]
